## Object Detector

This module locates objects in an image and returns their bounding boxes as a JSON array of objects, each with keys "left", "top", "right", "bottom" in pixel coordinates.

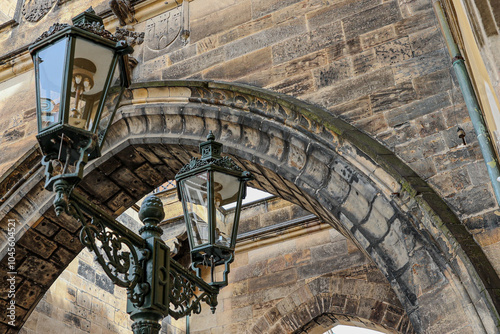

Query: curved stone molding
[
  {"left": 0, "top": 80, "right": 499, "bottom": 333},
  {"left": 114, "top": 81, "right": 500, "bottom": 333}
]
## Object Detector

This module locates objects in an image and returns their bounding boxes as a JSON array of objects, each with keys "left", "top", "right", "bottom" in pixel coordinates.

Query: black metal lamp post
[
  {"left": 69, "top": 134, "right": 250, "bottom": 334},
  {"left": 29, "top": 8, "right": 132, "bottom": 215},
  {"left": 31, "top": 11, "right": 252, "bottom": 333}
]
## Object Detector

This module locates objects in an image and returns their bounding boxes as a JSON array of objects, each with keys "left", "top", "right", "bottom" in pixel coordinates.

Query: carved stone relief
[
  {"left": 143, "top": 0, "right": 190, "bottom": 62},
  {"left": 22, "top": 0, "right": 56, "bottom": 22},
  {"left": 145, "top": 5, "right": 183, "bottom": 51}
]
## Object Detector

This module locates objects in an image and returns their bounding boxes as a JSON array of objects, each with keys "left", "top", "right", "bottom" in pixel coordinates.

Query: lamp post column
[{"left": 129, "top": 195, "right": 168, "bottom": 334}]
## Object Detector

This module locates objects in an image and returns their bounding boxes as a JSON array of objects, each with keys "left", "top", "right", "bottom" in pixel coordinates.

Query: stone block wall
[
  {"left": 0, "top": 0, "right": 500, "bottom": 332},
  {"left": 127, "top": 0, "right": 499, "bottom": 274},
  {"left": 173, "top": 196, "right": 412, "bottom": 334},
  {"left": 0, "top": 0, "right": 497, "bottom": 254},
  {"left": 19, "top": 250, "right": 131, "bottom": 334},
  {"left": 0, "top": 72, "right": 37, "bottom": 175}
]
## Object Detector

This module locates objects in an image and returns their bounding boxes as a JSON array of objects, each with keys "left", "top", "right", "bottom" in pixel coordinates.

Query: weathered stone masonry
[
  {"left": 1, "top": 81, "right": 498, "bottom": 333},
  {"left": 1, "top": 0, "right": 500, "bottom": 333},
  {"left": 20, "top": 192, "right": 414, "bottom": 334}
]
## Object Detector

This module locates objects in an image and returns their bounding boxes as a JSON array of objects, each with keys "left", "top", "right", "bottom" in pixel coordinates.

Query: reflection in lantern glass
[
  {"left": 67, "top": 37, "right": 114, "bottom": 131},
  {"left": 182, "top": 172, "right": 210, "bottom": 247},
  {"left": 69, "top": 58, "right": 96, "bottom": 128},
  {"left": 37, "top": 39, "right": 66, "bottom": 130},
  {"left": 213, "top": 172, "right": 239, "bottom": 248}
]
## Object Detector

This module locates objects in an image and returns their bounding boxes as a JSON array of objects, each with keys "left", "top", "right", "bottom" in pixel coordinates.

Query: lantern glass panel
[
  {"left": 68, "top": 37, "right": 114, "bottom": 131},
  {"left": 181, "top": 172, "right": 210, "bottom": 247},
  {"left": 36, "top": 39, "right": 67, "bottom": 130},
  {"left": 213, "top": 171, "right": 240, "bottom": 248},
  {"left": 97, "top": 60, "right": 123, "bottom": 147}
]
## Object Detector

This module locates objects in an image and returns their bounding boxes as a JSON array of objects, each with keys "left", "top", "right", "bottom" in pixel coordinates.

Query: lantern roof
[
  {"left": 29, "top": 7, "right": 119, "bottom": 56},
  {"left": 71, "top": 7, "right": 104, "bottom": 26},
  {"left": 175, "top": 131, "right": 251, "bottom": 180}
]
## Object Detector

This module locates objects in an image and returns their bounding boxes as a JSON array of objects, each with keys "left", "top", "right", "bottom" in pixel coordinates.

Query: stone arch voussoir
[
  {"left": 248, "top": 275, "right": 414, "bottom": 334},
  {"left": 0, "top": 80, "right": 499, "bottom": 333}
]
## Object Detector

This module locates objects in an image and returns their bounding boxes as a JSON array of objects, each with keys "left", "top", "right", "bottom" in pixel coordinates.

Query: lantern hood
[
  {"left": 29, "top": 7, "right": 132, "bottom": 57},
  {"left": 175, "top": 131, "right": 252, "bottom": 182}
]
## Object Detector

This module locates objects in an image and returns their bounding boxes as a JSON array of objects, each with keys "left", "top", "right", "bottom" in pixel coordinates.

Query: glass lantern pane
[
  {"left": 213, "top": 172, "right": 240, "bottom": 248},
  {"left": 97, "top": 61, "right": 123, "bottom": 147},
  {"left": 36, "top": 39, "right": 67, "bottom": 130},
  {"left": 181, "top": 172, "right": 210, "bottom": 247},
  {"left": 68, "top": 38, "right": 114, "bottom": 131}
]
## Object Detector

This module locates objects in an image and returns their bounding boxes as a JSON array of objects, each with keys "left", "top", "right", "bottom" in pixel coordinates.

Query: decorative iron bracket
[
  {"left": 169, "top": 253, "right": 219, "bottom": 318},
  {"left": 63, "top": 191, "right": 220, "bottom": 334},
  {"left": 67, "top": 191, "right": 149, "bottom": 307}
]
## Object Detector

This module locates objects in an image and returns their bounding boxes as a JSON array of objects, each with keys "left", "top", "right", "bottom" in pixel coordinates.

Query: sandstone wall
[
  {"left": 1, "top": 0, "right": 500, "bottom": 332},
  {"left": 0, "top": 0, "right": 498, "bottom": 249}
]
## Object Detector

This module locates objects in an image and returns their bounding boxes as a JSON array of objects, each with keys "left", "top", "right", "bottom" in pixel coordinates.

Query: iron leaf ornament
[{"left": 178, "top": 155, "right": 244, "bottom": 175}]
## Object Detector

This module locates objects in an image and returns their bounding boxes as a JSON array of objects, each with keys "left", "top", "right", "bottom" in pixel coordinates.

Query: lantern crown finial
[
  {"left": 207, "top": 130, "right": 215, "bottom": 141},
  {"left": 72, "top": 7, "right": 103, "bottom": 26},
  {"left": 200, "top": 131, "right": 222, "bottom": 160}
]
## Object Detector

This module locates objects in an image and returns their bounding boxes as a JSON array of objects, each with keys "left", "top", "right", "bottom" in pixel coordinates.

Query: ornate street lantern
[
  {"left": 175, "top": 132, "right": 252, "bottom": 286},
  {"left": 29, "top": 9, "right": 252, "bottom": 334},
  {"left": 30, "top": 8, "right": 132, "bottom": 212}
]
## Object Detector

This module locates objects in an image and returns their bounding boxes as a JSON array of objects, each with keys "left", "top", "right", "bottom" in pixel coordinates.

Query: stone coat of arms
[{"left": 145, "top": 5, "right": 182, "bottom": 51}]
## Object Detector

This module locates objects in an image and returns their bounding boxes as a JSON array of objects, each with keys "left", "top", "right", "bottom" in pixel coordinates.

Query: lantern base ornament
[
  {"left": 52, "top": 179, "right": 72, "bottom": 216},
  {"left": 41, "top": 132, "right": 96, "bottom": 215}
]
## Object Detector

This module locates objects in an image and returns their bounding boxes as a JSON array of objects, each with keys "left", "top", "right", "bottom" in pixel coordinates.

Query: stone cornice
[{"left": 0, "top": 50, "right": 32, "bottom": 83}]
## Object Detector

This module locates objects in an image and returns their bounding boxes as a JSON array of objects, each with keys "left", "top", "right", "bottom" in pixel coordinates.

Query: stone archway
[
  {"left": 0, "top": 80, "right": 499, "bottom": 333},
  {"left": 248, "top": 274, "right": 413, "bottom": 334}
]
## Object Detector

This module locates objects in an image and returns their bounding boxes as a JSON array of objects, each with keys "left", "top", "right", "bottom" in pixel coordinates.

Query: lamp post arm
[
  {"left": 66, "top": 190, "right": 150, "bottom": 307},
  {"left": 71, "top": 190, "right": 145, "bottom": 247},
  {"left": 63, "top": 191, "right": 221, "bottom": 333},
  {"left": 168, "top": 256, "right": 219, "bottom": 319}
]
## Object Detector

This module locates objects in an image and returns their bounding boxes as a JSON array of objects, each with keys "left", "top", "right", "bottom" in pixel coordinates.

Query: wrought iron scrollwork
[
  {"left": 67, "top": 196, "right": 150, "bottom": 307},
  {"left": 168, "top": 259, "right": 219, "bottom": 319},
  {"left": 61, "top": 191, "right": 221, "bottom": 332}
]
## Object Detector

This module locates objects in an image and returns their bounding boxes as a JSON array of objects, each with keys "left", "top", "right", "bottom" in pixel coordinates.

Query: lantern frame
[
  {"left": 175, "top": 132, "right": 252, "bottom": 286},
  {"left": 30, "top": 8, "right": 132, "bottom": 192}
]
